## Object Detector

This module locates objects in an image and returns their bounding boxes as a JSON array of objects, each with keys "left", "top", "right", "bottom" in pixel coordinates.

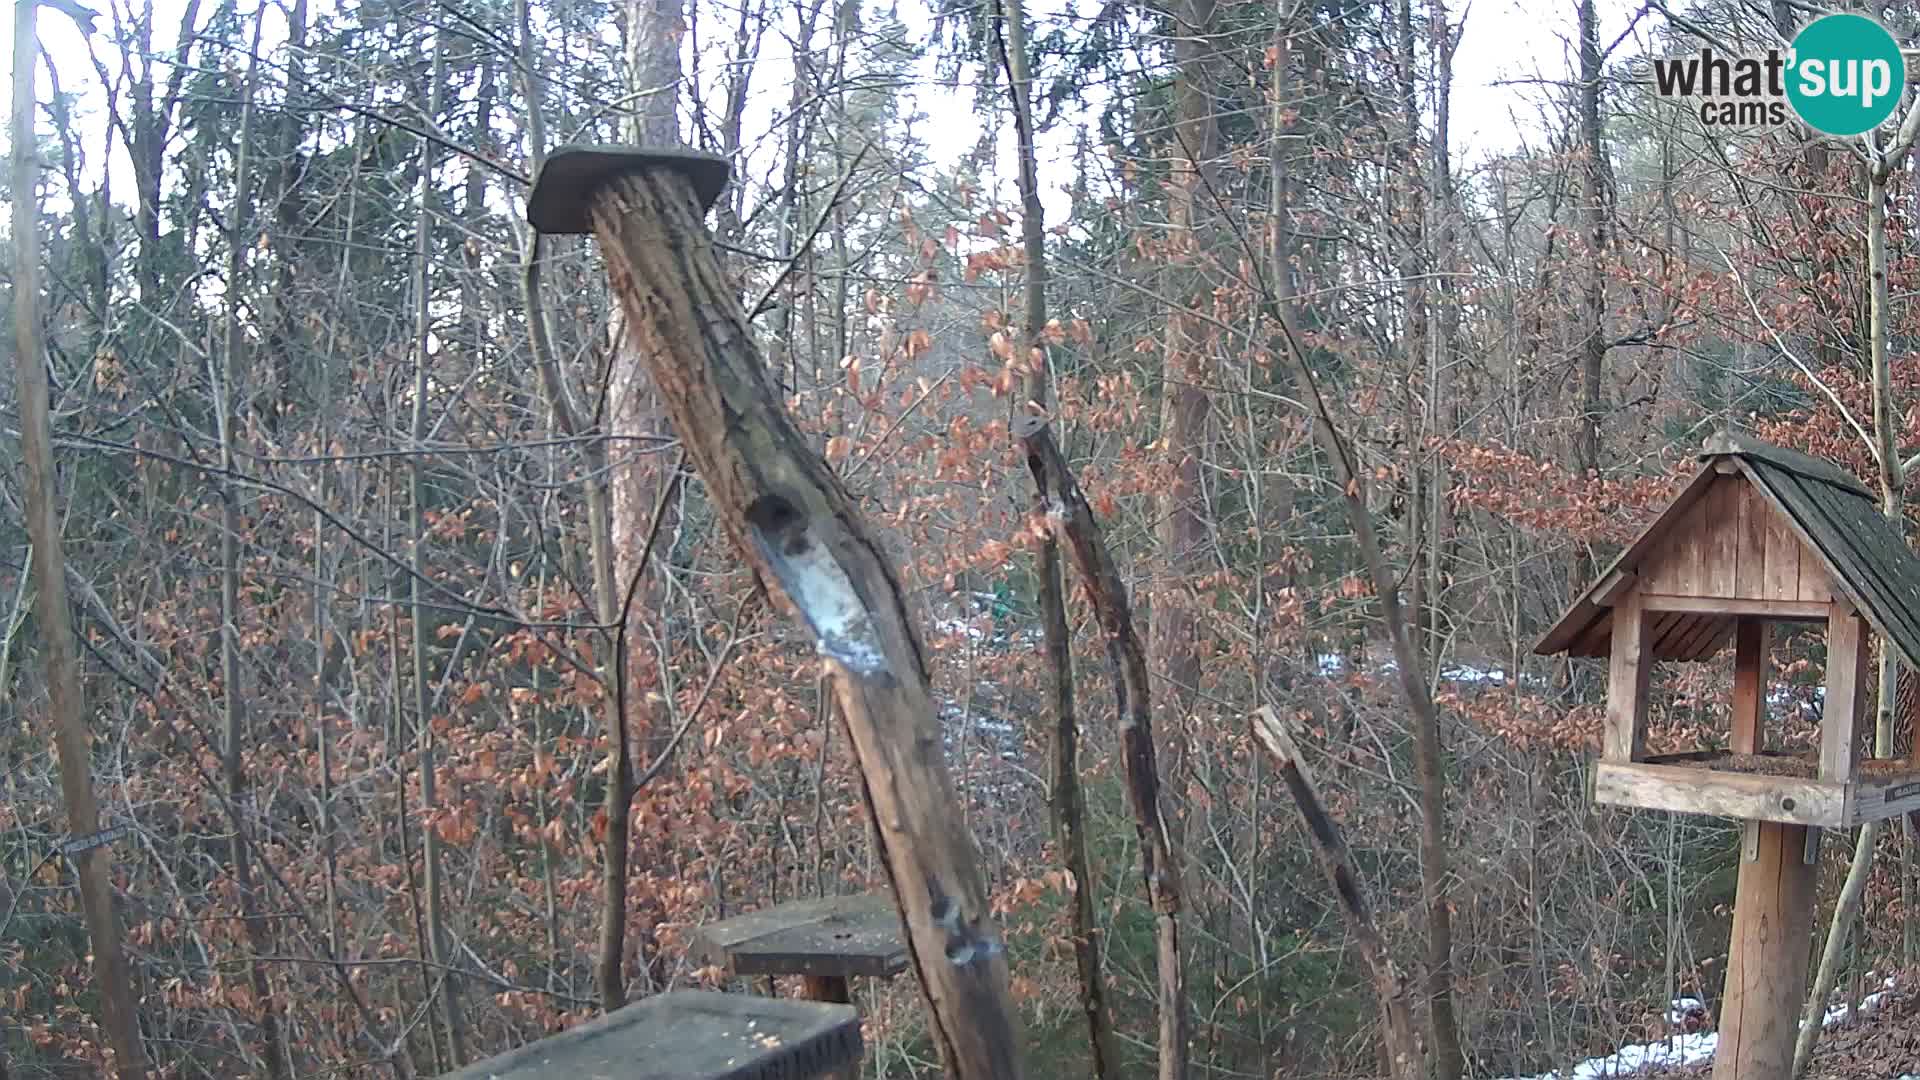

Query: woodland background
[{"left": 6, "top": 0, "right": 1920, "bottom": 1075}]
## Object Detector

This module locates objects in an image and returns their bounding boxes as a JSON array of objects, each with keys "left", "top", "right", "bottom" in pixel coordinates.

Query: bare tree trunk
[
  {"left": 1796, "top": 151, "right": 1908, "bottom": 1080},
  {"left": 408, "top": 26, "right": 468, "bottom": 1064},
  {"left": 216, "top": 14, "right": 291, "bottom": 1078},
  {"left": 10, "top": 4, "right": 147, "bottom": 1074},
  {"left": 991, "top": 3, "right": 1118, "bottom": 1074},
  {"left": 595, "top": 0, "right": 689, "bottom": 1004},
  {"left": 1573, "top": 0, "right": 1608, "bottom": 595},
  {"left": 1152, "top": 0, "right": 1217, "bottom": 814},
  {"left": 1017, "top": 418, "right": 1189, "bottom": 1080}
]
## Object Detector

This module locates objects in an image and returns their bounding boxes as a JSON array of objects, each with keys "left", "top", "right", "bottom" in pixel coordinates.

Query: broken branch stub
[
  {"left": 1014, "top": 414, "right": 1190, "bottom": 1080},
  {"left": 527, "top": 146, "right": 1024, "bottom": 1079},
  {"left": 1249, "top": 708, "right": 1424, "bottom": 1080}
]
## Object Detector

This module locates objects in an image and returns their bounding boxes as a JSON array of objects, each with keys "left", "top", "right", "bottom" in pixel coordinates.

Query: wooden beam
[
  {"left": 1639, "top": 595, "right": 1831, "bottom": 620},
  {"left": 1595, "top": 569, "right": 1636, "bottom": 606},
  {"left": 1713, "top": 822, "right": 1816, "bottom": 1080},
  {"left": 1604, "top": 593, "right": 1651, "bottom": 762},
  {"left": 1731, "top": 619, "right": 1768, "bottom": 755},
  {"left": 1593, "top": 762, "right": 1844, "bottom": 827},
  {"left": 1823, "top": 601, "right": 1867, "bottom": 784},
  {"left": 527, "top": 148, "right": 1024, "bottom": 1079}
]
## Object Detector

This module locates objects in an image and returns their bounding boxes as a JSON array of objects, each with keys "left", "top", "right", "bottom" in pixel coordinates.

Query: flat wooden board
[
  {"left": 447, "top": 991, "right": 861, "bottom": 1080},
  {"left": 692, "top": 894, "right": 909, "bottom": 980},
  {"left": 1594, "top": 760, "right": 1844, "bottom": 826}
]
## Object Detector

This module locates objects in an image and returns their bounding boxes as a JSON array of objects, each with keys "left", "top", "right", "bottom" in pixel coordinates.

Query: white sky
[{"left": 0, "top": 0, "right": 1606, "bottom": 231}]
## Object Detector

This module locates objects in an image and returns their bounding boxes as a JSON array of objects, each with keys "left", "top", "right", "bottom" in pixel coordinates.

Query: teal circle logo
[{"left": 1787, "top": 14, "right": 1905, "bottom": 136}]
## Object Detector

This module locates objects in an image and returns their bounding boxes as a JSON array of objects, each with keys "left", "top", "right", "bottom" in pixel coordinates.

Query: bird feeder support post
[{"left": 526, "top": 147, "right": 1025, "bottom": 1080}]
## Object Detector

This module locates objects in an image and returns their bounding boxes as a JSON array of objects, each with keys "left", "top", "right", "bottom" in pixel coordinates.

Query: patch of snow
[
  {"left": 1500, "top": 982, "right": 1896, "bottom": 1079},
  {"left": 1317, "top": 652, "right": 1346, "bottom": 675},
  {"left": 934, "top": 618, "right": 988, "bottom": 642},
  {"left": 1443, "top": 664, "right": 1508, "bottom": 685}
]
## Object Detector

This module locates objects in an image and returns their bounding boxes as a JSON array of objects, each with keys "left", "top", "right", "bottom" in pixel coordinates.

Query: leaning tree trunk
[
  {"left": 11, "top": 2, "right": 148, "bottom": 1074},
  {"left": 991, "top": 0, "right": 1119, "bottom": 1074},
  {"left": 1017, "top": 417, "right": 1189, "bottom": 1080},
  {"left": 532, "top": 154, "right": 1026, "bottom": 1078}
]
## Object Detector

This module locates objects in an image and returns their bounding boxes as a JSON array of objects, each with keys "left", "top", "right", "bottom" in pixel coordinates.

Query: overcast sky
[{"left": 0, "top": 0, "right": 1626, "bottom": 225}]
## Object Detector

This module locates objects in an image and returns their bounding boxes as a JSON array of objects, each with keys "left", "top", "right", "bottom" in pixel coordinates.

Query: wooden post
[
  {"left": 526, "top": 147, "right": 1024, "bottom": 1079},
  {"left": 1604, "top": 593, "right": 1651, "bottom": 762},
  {"left": 1713, "top": 821, "right": 1817, "bottom": 1080},
  {"left": 1731, "top": 619, "right": 1767, "bottom": 755},
  {"left": 1823, "top": 601, "right": 1866, "bottom": 783}
]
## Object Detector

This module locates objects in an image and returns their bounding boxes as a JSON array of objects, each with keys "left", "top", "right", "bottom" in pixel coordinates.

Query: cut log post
[
  {"left": 1713, "top": 820, "right": 1816, "bottom": 1080},
  {"left": 1014, "top": 414, "right": 1189, "bottom": 1080},
  {"left": 527, "top": 146, "right": 1024, "bottom": 1079},
  {"left": 1250, "top": 707, "right": 1424, "bottom": 1080}
]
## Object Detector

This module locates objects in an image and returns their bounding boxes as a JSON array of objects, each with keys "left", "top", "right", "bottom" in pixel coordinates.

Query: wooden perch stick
[
  {"left": 1014, "top": 414, "right": 1189, "bottom": 1080},
  {"left": 1250, "top": 706, "right": 1423, "bottom": 1080},
  {"left": 525, "top": 147, "right": 1023, "bottom": 1079}
]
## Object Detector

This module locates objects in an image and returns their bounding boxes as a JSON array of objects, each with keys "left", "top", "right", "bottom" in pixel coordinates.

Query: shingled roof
[{"left": 1535, "top": 431, "right": 1920, "bottom": 673}]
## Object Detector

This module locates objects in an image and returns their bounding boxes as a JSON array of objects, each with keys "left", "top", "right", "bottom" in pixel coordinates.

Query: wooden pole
[
  {"left": 1714, "top": 820, "right": 1816, "bottom": 1080},
  {"left": 526, "top": 147, "right": 1024, "bottom": 1079}
]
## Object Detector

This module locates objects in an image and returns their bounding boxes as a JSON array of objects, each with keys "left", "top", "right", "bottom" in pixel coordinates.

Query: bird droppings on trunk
[{"left": 746, "top": 493, "right": 890, "bottom": 679}]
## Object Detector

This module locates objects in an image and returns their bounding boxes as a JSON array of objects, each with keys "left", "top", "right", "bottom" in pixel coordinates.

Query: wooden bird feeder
[
  {"left": 445, "top": 990, "right": 861, "bottom": 1080},
  {"left": 691, "top": 893, "right": 909, "bottom": 1005},
  {"left": 1537, "top": 431, "right": 1920, "bottom": 1079}
]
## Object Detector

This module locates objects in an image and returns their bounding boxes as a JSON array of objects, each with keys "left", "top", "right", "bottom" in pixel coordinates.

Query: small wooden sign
[{"left": 60, "top": 823, "right": 130, "bottom": 857}]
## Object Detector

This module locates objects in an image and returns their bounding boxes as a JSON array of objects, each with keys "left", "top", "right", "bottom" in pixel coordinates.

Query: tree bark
[
  {"left": 563, "top": 162, "right": 1026, "bottom": 1078},
  {"left": 217, "top": 13, "right": 291, "bottom": 1077},
  {"left": 1151, "top": 0, "right": 1218, "bottom": 815},
  {"left": 1016, "top": 416, "right": 1189, "bottom": 1080},
  {"left": 1250, "top": 707, "right": 1424, "bottom": 1080},
  {"left": 11, "top": 3, "right": 148, "bottom": 1073},
  {"left": 408, "top": 27, "right": 468, "bottom": 1064},
  {"left": 1573, "top": 0, "right": 1608, "bottom": 596},
  {"left": 991, "top": 2, "right": 1119, "bottom": 1075}
]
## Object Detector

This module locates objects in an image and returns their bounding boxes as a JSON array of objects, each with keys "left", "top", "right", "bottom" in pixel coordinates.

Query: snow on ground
[{"left": 1502, "top": 984, "right": 1895, "bottom": 1079}]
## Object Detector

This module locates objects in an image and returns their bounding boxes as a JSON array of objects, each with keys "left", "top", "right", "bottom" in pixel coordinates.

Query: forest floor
[{"left": 1642, "top": 972, "right": 1920, "bottom": 1079}]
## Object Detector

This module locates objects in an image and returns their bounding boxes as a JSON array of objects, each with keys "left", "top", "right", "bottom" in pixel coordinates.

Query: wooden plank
[
  {"left": 1671, "top": 612, "right": 1732, "bottom": 661},
  {"left": 692, "top": 894, "right": 908, "bottom": 979},
  {"left": 1707, "top": 477, "right": 1741, "bottom": 598},
  {"left": 1646, "top": 611, "right": 1698, "bottom": 658},
  {"left": 1605, "top": 594, "right": 1651, "bottom": 762},
  {"left": 1594, "top": 569, "right": 1635, "bottom": 606},
  {"left": 447, "top": 990, "right": 863, "bottom": 1080},
  {"left": 1848, "top": 768, "right": 1920, "bottom": 824},
  {"left": 1639, "top": 596, "right": 1830, "bottom": 620},
  {"left": 1736, "top": 480, "right": 1771, "bottom": 599},
  {"left": 1823, "top": 602, "right": 1866, "bottom": 783},
  {"left": 1799, "top": 539, "right": 1832, "bottom": 603},
  {"left": 1763, "top": 499, "right": 1802, "bottom": 602},
  {"left": 1713, "top": 822, "right": 1817, "bottom": 1080},
  {"left": 1731, "top": 619, "right": 1767, "bottom": 755},
  {"left": 1592, "top": 762, "right": 1845, "bottom": 826}
]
